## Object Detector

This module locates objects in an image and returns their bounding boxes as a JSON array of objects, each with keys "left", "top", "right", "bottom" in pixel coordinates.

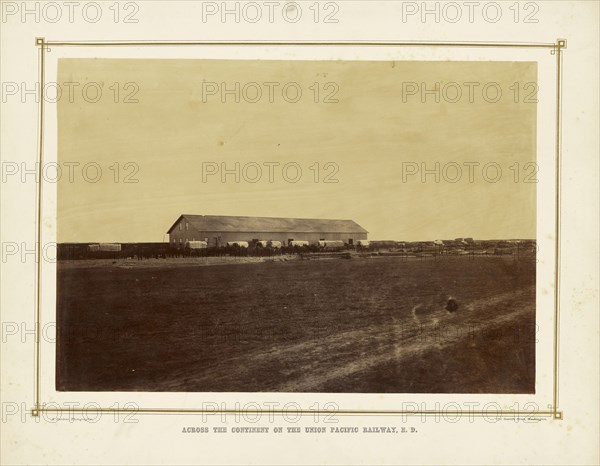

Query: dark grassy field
[{"left": 56, "top": 256, "right": 535, "bottom": 393}]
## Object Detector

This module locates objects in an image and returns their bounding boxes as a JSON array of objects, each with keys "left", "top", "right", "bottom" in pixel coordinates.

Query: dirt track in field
[{"left": 57, "top": 256, "right": 535, "bottom": 393}]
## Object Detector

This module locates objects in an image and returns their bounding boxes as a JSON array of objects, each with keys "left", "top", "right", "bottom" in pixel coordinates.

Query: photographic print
[{"left": 55, "top": 58, "right": 537, "bottom": 393}]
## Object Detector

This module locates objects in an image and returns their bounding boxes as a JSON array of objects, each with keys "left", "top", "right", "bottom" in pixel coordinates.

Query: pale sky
[{"left": 58, "top": 59, "right": 536, "bottom": 242}]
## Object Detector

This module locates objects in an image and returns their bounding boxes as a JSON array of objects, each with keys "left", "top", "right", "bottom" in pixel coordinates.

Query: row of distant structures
[
  {"left": 165, "top": 214, "right": 534, "bottom": 254},
  {"left": 57, "top": 214, "right": 536, "bottom": 259}
]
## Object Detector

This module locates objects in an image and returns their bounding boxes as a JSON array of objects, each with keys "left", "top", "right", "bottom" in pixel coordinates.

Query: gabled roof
[{"left": 167, "top": 215, "right": 368, "bottom": 234}]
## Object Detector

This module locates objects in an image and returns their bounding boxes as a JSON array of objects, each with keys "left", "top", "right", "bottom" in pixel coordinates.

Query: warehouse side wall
[{"left": 169, "top": 229, "right": 367, "bottom": 248}]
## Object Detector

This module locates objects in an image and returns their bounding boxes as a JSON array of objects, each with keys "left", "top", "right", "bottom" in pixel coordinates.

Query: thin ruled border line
[
  {"left": 34, "top": 37, "right": 47, "bottom": 417},
  {"left": 43, "top": 39, "right": 558, "bottom": 47},
  {"left": 553, "top": 39, "right": 565, "bottom": 421},
  {"left": 32, "top": 38, "right": 565, "bottom": 419},
  {"left": 37, "top": 409, "right": 559, "bottom": 417}
]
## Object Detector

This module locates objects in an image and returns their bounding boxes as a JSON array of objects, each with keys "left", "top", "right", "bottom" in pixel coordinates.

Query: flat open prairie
[{"left": 56, "top": 256, "right": 535, "bottom": 393}]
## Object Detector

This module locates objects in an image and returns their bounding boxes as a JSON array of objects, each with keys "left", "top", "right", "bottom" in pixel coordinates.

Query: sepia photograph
[
  {"left": 55, "top": 58, "right": 537, "bottom": 393},
  {"left": 2, "top": 1, "right": 599, "bottom": 465}
]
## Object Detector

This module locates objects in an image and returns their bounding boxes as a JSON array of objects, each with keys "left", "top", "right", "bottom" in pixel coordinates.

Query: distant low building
[{"left": 167, "top": 214, "right": 368, "bottom": 248}]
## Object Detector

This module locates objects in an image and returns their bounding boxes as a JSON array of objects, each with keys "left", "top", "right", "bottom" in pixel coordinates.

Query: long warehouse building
[{"left": 167, "top": 214, "right": 368, "bottom": 248}]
